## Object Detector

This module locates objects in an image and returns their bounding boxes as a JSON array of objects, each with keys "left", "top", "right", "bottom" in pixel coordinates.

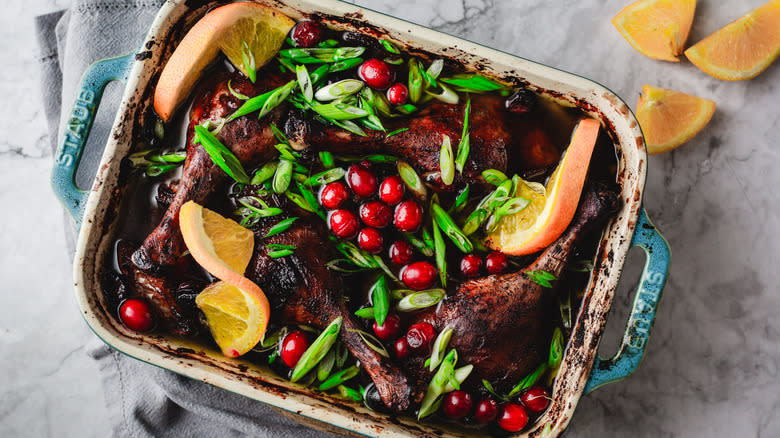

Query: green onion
[
  {"left": 548, "top": 326, "right": 564, "bottom": 369},
  {"left": 482, "top": 169, "right": 508, "bottom": 186},
  {"left": 237, "top": 197, "right": 283, "bottom": 218},
  {"left": 354, "top": 307, "right": 374, "bottom": 319},
  {"left": 427, "top": 59, "right": 444, "bottom": 81},
  {"left": 431, "top": 203, "right": 473, "bottom": 253},
  {"left": 310, "top": 64, "right": 330, "bottom": 86},
  {"left": 318, "top": 39, "right": 339, "bottom": 48},
  {"left": 443, "top": 365, "right": 474, "bottom": 392},
  {"left": 449, "top": 185, "right": 470, "bottom": 214},
  {"left": 266, "top": 243, "right": 296, "bottom": 251},
  {"left": 384, "top": 57, "right": 403, "bottom": 65},
  {"left": 319, "top": 365, "right": 359, "bottom": 391},
  {"left": 462, "top": 208, "right": 488, "bottom": 236},
  {"left": 255, "top": 326, "right": 287, "bottom": 352},
  {"left": 228, "top": 81, "right": 295, "bottom": 121},
  {"left": 331, "top": 119, "right": 367, "bottom": 137},
  {"left": 396, "top": 289, "right": 445, "bottom": 311},
  {"left": 335, "top": 341, "right": 348, "bottom": 369},
  {"left": 422, "top": 227, "right": 435, "bottom": 253},
  {"left": 401, "top": 232, "right": 434, "bottom": 257},
  {"left": 269, "top": 123, "right": 289, "bottom": 145},
  {"left": 397, "top": 161, "right": 427, "bottom": 200},
  {"left": 371, "top": 92, "right": 393, "bottom": 117},
  {"left": 240, "top": 40, "right": 256, "bottom": 83},
  {"left": 507, "top": 362, "right": 547, "bottom": 398},
  {"left": 386, "top": 127, "right": 409, "bottom": 138},
  {"left": 268, "top": 249, "right": 294, "bottom": 258},
  {"left": 304, "top": 167, "right": 346, "bottom": 186},
  {"left": 154, "top": 119, "right": 165, "bottom": 140},
  {"left": 285, "top": 191, "right": 315, "bottom": 213},
  {"left": 319, "top": 151, "right": 335, "bottom": 169},
  {"left": 272, "top": 159, "right": 293, "bottom": 193},
  {"left": 314, "top": 79, "right": 364, "bottom": 101},
  {"left": 274, "top": 143, "right": 300, "bottom": 161},
  {"left": 439, "top": 135, "right": 455, "bottom": 186},
  {"left": 296, "top": 65, "right": 314, "bottom": 102},
  {"left": 328, "top": 57, "right": 363, "bottom": 73},
  {"left": 418, "top": 349, "right": 458, "bottom": 419},
  {"left": 336, "top": 241, "right": 378, "bottom": 269},
  {"left": 428, "top": 326, "right": 453, "bottom": 372},
  {"left": 380, "top": 39, "right": 401, "bottom": 54},
  {"left": 290, "top": 317, "right": 342, "bottom": 382},
  {"left": 372, "top": 255, "right": 399, "bottom": 283},
  {"left": 432, "top": 213, "right": 447, "bottom": 287},
  {"left": 337, "top": 385, "right": 362, "bottom": 402},
  {"left": 268, "top": 350, "right": 279, "bottom": 364},
  {"left": 371, "top": 275, "right": 390, "bottom": 327},
  {"left": 317, "top": 348, "right": 336, "bottom": 382},
  {"left": 481, "top": 379, "right": 509, "bottom": 402},
  {"left": 485, "top": 196, "right": 531, "bottom": 232},
  {"left": 227, "top": 79, "right": 250, "bottom": 100},
  {"left": 347, "top": 328, "right": 389, "bottom": 358},
  {"left": 424, "top": 83, "right": 459, "bottom": 104},
  {"left": 325, "top": 259, "right": 371, "bottom": 273},
  {"left": 145, "top": 164, "right": 179, "bottom": 177},
  {"left": 264, "top": 217, "right": 298, "bottom": 238},
  {"left": 259, "top": 81, "right": 295, "bottom": 119},
  {"left": 297, "top": 182, "right": 325, "bottom": 220},
  {"left": 251, "top": 162, "right": 278, "bottom": 185},
  {"left": 311, "top": 102, "right": 368, "bottom": 120},
  {"left": 408, "top": 59, "right": 423, "bottom": 103},
  {"left": 440, "top": 74, "right": 504, "bottom": 92},
  {"left": 279, "top": 46, "right": 366, "bottom": 63},
  {"left": 193, "top": 125, "right": 250, "bottom": 184},
  {"left": 454, "top": 97, "right": 471, "bottom": 172},
  {"left": 146, "top": 150, "right": 187, "bottom": 164},
  {"left": 526, "top": 269, "right": 557, "bottom": 288},
  {"left": 336, "top": 154, "right": 398, "bottom": 163},
  {"left": 396, "top": 103, "right": 418, "bottom": 114}
]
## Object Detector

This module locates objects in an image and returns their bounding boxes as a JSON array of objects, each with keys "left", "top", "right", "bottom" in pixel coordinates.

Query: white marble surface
[{"left": 2, "top": 0, "right": 779, "bottom": 436}]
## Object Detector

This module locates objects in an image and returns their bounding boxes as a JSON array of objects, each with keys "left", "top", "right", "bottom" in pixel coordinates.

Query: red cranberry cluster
[{"left": 443, "top": 385, "right": 551, "bottom": 431}]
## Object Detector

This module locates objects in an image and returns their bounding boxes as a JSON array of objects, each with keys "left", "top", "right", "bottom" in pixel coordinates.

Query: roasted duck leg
[
  {"left": 406, "top": 183, "right": 620, "bottom": 393},
  {"left": 246, "top": 197, "right": 412, "bottom": 412}
]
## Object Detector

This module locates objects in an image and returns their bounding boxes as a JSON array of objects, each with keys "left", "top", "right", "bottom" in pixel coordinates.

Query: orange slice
[
  {"left": 179, "top": 200, "right": 254, "bottom": 281},
  {"left": 154, "top": 3, "right": 294, "bottom": 121},
  {"left": 195, "top": 280, "right": 270, "bottom": 357},
  {"left": 486, "top": 118, "right": 600, "bottom": 255},
  {"left": 636, "top": 85, "right": 716, "bottom": 154},
  {"left": 685, "top": 0, "right": 780, "bottom": 80},
  {"left": 612, "top": 0, "right": 697, "bottom": 62}
]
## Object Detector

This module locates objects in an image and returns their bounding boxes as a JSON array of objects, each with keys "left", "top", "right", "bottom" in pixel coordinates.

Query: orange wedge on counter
[
  {"left": 179, "top": 200, "right": 270, "bottom": 357},
  {"left": 486, "top": 118, "right": 600, "bottom": 255},
  {"left": 195, "top": 280, "right": 270, "bottom": 358},
  {"left": 612, "top": 0, "right": 697, "bottom": 62},
  {"left": 636, "top": 85, "right": 716, "bottom": 154},
  {"left": 154, "top": 2, "right": 294, "bottom": 121},
  {"left": 685, "top": 0, "right": 780, "bottom": 81}
]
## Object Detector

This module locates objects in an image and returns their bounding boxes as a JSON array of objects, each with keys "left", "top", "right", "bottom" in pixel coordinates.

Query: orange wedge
[
  {"left": 636, "top": 85, "right": 716, "bottom": 154},
  {"left": 486, "top": 118, "right": 600, "bottom": 255},
  {"left": 685, "top": 0, "right": 780, "bottom": 80},
  {"left": 612, "top": 0, "right": 697, "bottom": 62},
  {"left": 179, "top": 200, "right": 255, "bottom": 281},
  {"left": 196, "top": 279, "right": 270, "bottom": 357},
  {"left": 154, "top": 3, "right": 294, "bottom": 121}
]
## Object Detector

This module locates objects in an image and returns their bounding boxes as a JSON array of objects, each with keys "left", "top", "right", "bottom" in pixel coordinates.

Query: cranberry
[
  {"left": 119, "top": 299, "right": 154, "bottom": 332},
  {"left": 401, "top": 261, "right": 437, "bottom": 290},
  {"left": 330, "top": 209, "right": 359, "bottom": 239},
  {"left": 475, "top": 398, "right": 499, "bottom": 424},
  {"left": 394, "top": 200, "right": 423, "bottom": 232},
  {"left": 505, "top": 88, "right": 537, "bottom": 114},
  {"left": 358, "top": 227, "right": 384, "bottom": 254},
  {"left": 358, "top": 59, "right": 394, "bottom": 89},
  {"left": 360, "top": 201, "right": 392, "bottom": 228},
  {"left": 291, "top": 20, "right": 323, "bottom": 48},
  {"left": 320, "top": 181, "right": 349, "bottom": 209},
  {"left": 346, "top": 164, "right": 377, "bottom": 198},
  {"left": 405, "top": 322, "right": 435, "bottom": 353},
  {"left": 485, "top": 251, "right": 509, "bottom": 274},
  {"left": 520, "top": 386, "right": 550, "bottom": 413},
  {"left": 379, "top": 175, "right": 405, "bottom": 205},
  {"left": 281, "top": 330, "right": 309, "bottom": 368},
  {"left": 394, "top": 336, "right": 410, "bottom": 360},
  {"left": 373, "top": 314, "right": 401, "bottom": 341},
  {"left": 497, "top": 403, "right": 529, "bottom": 432},
  {"left": 443, "top": 390, "right": 474, "bottom": 418},
  {"left": 386, "top": 83, "right": 409, "bottom": 105},
  {"left": 460, "top": 254, "right": 483, "bottom": 277},
  {"left": 389, "top": 240, "right": 414, "bottom": 266}
]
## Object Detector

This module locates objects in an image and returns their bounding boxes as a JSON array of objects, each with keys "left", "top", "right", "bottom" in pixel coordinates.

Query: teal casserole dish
[{"left": 51, "top": 1, "right": 670, "bottom": 436}]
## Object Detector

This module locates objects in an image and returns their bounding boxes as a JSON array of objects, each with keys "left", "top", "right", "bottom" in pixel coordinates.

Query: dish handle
[
  {"left": 50, "top": 52, "right": 136, "bottom": 229},
  {"left": 584, "top": 206, "right": 670, "bottom": 393}
]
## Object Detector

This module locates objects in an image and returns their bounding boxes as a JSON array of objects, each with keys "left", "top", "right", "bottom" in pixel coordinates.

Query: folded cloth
[{"left": 35, "top": 1, "right": 340, "bottom": 436}]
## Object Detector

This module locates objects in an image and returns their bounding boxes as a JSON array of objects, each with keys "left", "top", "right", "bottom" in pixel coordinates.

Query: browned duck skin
[
  {"left": 246, "top": 196, "right": 413, "bottom": 412},
  {"left": 404, "top": 183, "right": 621, "bottom": 394}
]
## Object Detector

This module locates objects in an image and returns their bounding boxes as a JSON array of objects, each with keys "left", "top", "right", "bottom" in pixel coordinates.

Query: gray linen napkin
[{"left": 36, "top": 1, "right": 341, "bottom": 436}]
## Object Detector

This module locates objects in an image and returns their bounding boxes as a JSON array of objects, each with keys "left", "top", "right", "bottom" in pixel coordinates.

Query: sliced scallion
[
  {"left": 336, "top": 241, "right": 378, "bottom": 269},
  {"left": 548, "top": 326, "right": 564, "bottom": 369},
  {"left": 272, "top": 159, "right": 293, "bottom": 193},
  {"left": 386, "top": 127, "right": 409, "bottom": 138},
  {"left": 402, "top": 232, "right": 434, "bottom": 257},
  {"left": 251, "top": 161, "right": 278, "bottom": 185},
  {"left": 337, "top": 384, "right": 362, "bottom": 402},
  {"left": 312, "top": 102, "right": 368, "bottom": 120},
  {"left": 397, "top": 161, "right": 427, "bottom": 200},
  {"left": 427, "top": 59, "right": 444, "bottom": 81},
  {"left": 440, "top": 74, "right": 505, "bottom": 92},
  {"left": 485, "top": 196, "right": 530, "bottom": 232},
  {"left": 462, "top": 208, "right": 488, "bottom": 236},
  {"left": 455, "top": 97, "right": 471, "bottom": 172},
  {"left": 310, "top": 64, "right": 330, "bottom": 86},
  {"left": 240, "top": 40, "right": 256, "bottom": 83},
  {"left": 193, "top": 125, "right": 249, "bottom": 184},
  {"left": 228, "top": 81, "right": 294, "bottom": 121},
  {"left": 319, "top": 151, "right": 335, "bottom": 169},
  {"left": 527, "top": 269, "right": 557, "bottom": 288},
  {"left": 371, "top": 275, "right": 390, "bottom": 327},
  {"left": 507, "top": 362, "right": 547, "bottom": 398},
  {"left": 354, "top": 307, "right": 374, "bottom": 319},
  {"left": 268, "top": 249, "right": 294, "bottom": 258},
  {"left": 297, "top": 182, "right": 325, "bottom": 220},
  {"left": 432, "top": 214, "right": 447, "bottom": 287},
  {"left": 264, "top": 217, "right": 298, "bottom": 238},
  {"left": 418, "top": 349, "right": 458, "bottom": 419},
  {"left": 319, "top": 365, "right": 359, "bottom": 391},
  {"left": 425, "top": 82, "right": 459, "bottom": 104},
  {"left": 296, "top": 65, "right": 314, "bottom": 102},
  {"left": 259, "top": 81, "right": 295, "bottom": 119},
  {"left": 428, "top": 326, "right": 454, "bottom": 372},
  {"left": 396, "top": 289, "right": 445, "bottom": 312},
  {"left": 380, "top": 39, "right": 401, "bottom": 54},
  {"left": 482, "top": 169, "right": 508, "bottom": 186},
  {"left": 227, "top": 79, "right": 250, "bottom": 100},
  {"left": 439, "top": 135, "right": 455, "bottom": 186},
  {"left": 449, "top": 184, "right": 470, "bottom": 214},
  {"left": 279, "top": 46, "right": 366, "bottom": 63},
  {"left": 328, "top": 57, "right": 363, "bottom": 73},
  {"left": 431, "top": 203, "right": 473, "bottom": 253},
  {"left": 285, "top": 191, "right": 315, "bottom": 213},
  {"left": 290, "top": 317, "right": 342, "bottom": 382},
  {"left": 314, "top": 79, "right": 364, "bottom": 101},
  {"left": 408, "top": 59, "right": 423, "bottom": 103},
  {"left": 347, "top": 328, "right": 389, "bottom": 358},
  {"left": 317, "top": 348, "right": 336, "bottom": 382},
  {"left": 482, "top": 379, "right": 509, "bottom": 402},
  {"left": 443, "top": 365, "right": 474, "bottom": 393},
  {"left": 304, "top": 167, "right": 346, "bottom": 186}
]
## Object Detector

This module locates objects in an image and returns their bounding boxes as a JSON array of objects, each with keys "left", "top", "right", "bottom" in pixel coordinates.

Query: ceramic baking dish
[{"left": 51, "top": 0, "right": 671, "bottom": 436}]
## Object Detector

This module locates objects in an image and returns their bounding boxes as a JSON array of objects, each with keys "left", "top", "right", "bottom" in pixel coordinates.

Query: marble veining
[{"left": 2, "top": 0, "right": 778, "bottom": 436}]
